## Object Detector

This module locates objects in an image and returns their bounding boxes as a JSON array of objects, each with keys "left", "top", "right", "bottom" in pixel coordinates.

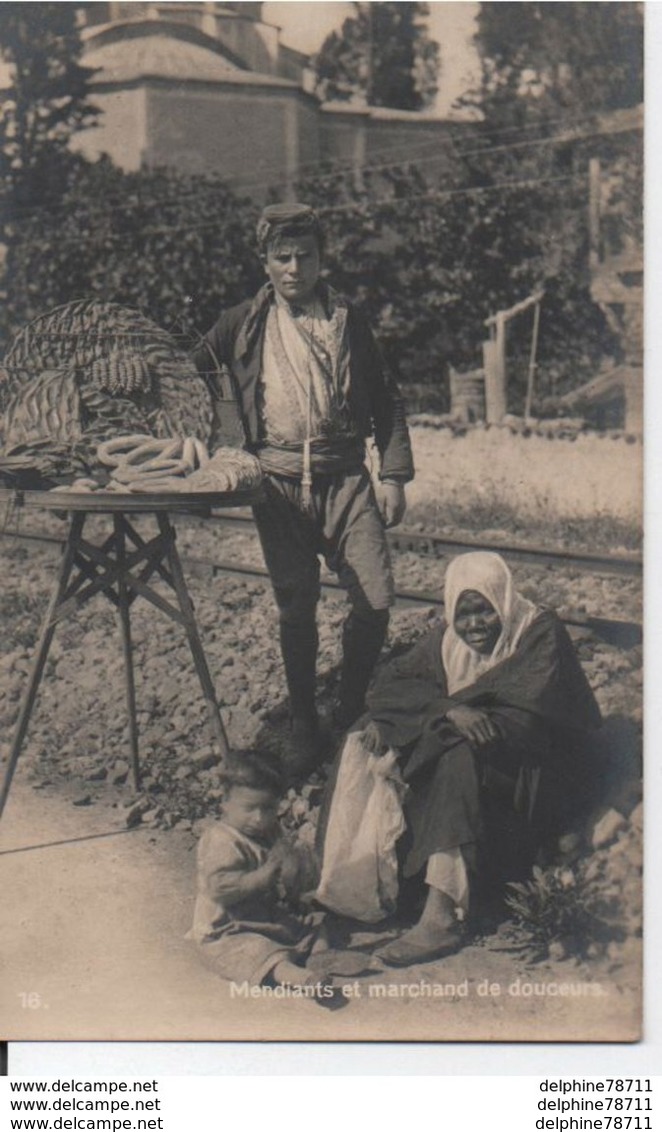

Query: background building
[{"left": 74, "top": 2, "right": 463, "bottom": 196}]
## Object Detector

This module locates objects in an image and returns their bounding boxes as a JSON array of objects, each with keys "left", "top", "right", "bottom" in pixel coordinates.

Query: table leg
[
  {"left": 114, "top": 515, "right": 141, "bottom": 791},
  {"left": 0, "top": 513, "right": 85, "bottom": 820},
  {"left": 157, "top": 514, "right": 230, "bottom": 759}
]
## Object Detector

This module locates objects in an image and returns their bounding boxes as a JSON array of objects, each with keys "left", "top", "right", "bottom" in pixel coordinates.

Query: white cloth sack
[{"left": 316, "top": 731, "right": 407, "bottom": 922}]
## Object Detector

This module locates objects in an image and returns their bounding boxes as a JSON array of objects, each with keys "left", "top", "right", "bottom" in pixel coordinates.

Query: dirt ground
[
  {"left": 0, "top": 475, "right": 643, "bottom": 1045},
  {"left": 1, "top": 776, "right": 640, "bottom": 1044}
]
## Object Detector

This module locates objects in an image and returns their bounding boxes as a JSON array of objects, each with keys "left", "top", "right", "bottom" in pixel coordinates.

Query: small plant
[{"left": 505, "top": 859, "right": 632, "bottom": 962}]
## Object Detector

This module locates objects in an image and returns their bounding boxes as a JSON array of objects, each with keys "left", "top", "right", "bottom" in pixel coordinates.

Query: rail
[
  {"left": 206, "top": 510, "right": 642, "bottom": 579},
  {"left": 0, "top": 523, "right": 642, "bottom": 649}
]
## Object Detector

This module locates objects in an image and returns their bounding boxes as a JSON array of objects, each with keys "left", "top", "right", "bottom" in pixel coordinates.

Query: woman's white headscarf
[{"left": 441, "top": 552, "right": 539, "bottom": 695}]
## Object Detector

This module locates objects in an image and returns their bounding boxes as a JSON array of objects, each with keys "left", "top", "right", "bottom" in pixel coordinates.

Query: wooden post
[
  {"left": 114, "top": 514, "right": 141, "bottom": 792},
  {"left": 0, "top": 513, "right": 84, "bottom": 820},
  {"left": 352, "top": 117, "right": 367, "bottom": 193},
  {"left": 589, "top": 157, "right": 602, "bottom": 273},
  {"left": 158, "top": 515, "right": 230, "bottom": 760},
  {"left": 483, "top": 290, "right": 544, "bottom": 423},
  {"left": 483, "top": 317, "right": 507, "bottom": 423},
  {"left": 482, "top": 339, "right": 496, "bottom": 422},
  {"left": 524, "top": 300, "right": 542, "bottom": 420}
]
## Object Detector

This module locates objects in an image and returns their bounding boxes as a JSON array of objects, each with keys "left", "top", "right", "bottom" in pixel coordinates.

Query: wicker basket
[{"left": 0, "top": 300, "right": 215, "bottom": 483}]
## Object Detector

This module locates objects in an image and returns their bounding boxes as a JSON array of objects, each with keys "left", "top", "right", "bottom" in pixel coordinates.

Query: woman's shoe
[{"left": 375, "top": 926, "right": 464, "bottom": 967}]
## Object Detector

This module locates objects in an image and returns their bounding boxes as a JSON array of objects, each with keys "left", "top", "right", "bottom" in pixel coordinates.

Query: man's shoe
[
  {"left": 283, "top": 717, "right": 325, "bottom": 783},
  {"left": 330, "top": 699, "right": 367, "bottom": 736}
]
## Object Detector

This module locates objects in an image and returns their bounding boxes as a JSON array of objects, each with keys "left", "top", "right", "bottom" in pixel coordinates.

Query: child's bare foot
[
  {"left": 310, "top": 920, "right": 331, "bottom": 955},
  {"left": 303, "top": 973, "right": 348, "bottom": 1010},
  {"left": 270, "top": 960, "right": 348, "bottom": 1009}
]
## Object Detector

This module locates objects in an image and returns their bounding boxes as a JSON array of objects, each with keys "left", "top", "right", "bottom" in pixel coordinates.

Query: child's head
[{"left": 219, "top": 751, "right": 285, "bottom": 843}]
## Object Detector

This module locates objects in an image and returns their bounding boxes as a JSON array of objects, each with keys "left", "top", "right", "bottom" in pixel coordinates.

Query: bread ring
[
  {"left": 112, "top": 458, "right": 189, "bottom": 484},
  {"left": 182, "top": 437, "right": 196, "bottom": 471},
  {"left": 97, "top": 434, "right": 153, "bottom": 467},
  {"left": 121, "top": 438, "right": 183, "bottom": 467},
  {"left": 127, "top": 453, "right": 189, "bottom": 475},
  {"left": 192, "top": 437, "right": 210, "bottom": 467}
]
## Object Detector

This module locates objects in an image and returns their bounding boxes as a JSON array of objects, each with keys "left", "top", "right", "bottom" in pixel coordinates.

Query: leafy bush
[
  {"left": 294, "top": 152, "right": 627, "bottom": 404},
  {"left": 506, "top": 865, "right": 604, "bottom": 960},
  {"left": 2, "top": 124, "right": 640, "bottom": 410},
  {"left": 505, "top": 826, "right": 642, "bottom": 962},
  {"left": 0, "top": 156, "right": 261, "bottom": 353}
]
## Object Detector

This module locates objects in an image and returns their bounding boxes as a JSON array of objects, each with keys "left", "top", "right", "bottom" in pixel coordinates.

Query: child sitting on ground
[{"left": 187, "top": 749, "right": 334, "bottom": 997}]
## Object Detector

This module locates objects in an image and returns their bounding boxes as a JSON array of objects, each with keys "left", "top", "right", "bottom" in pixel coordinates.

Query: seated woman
[{"left": 320, "top": 551, "right": 602, "bottom": 967}]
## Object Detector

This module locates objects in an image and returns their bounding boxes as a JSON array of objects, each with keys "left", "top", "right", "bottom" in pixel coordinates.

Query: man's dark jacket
[{"left": 192, "top": 283, "right": 414, "bottom": 483}]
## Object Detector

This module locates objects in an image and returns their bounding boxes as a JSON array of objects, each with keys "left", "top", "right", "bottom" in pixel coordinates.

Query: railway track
[
  {"left": 206, "top": 510, "right": 643, "bottom": 579},
  {"left": 0, "top": 522, "right": 642, "bottom": 648}
]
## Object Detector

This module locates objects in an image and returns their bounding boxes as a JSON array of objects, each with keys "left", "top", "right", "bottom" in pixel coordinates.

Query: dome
[{"left": 85, "top": 29, "right": 242, "bottom": 85}]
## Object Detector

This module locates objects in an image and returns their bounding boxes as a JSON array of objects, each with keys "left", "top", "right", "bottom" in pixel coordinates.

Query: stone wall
[
  {"left": 142, "top": 80, "right": 319, "bottom": 194},
  {"left": 320, "top": 104, "right": 467, "bottom": 184},
  {"left": 70, "top": 87, "right": 149, "bottom": 172}
]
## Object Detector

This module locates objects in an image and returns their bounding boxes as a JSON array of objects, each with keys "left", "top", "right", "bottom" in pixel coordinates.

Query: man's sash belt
[{"left": 255, "top": 437, "right": 364, "bottom": 479}]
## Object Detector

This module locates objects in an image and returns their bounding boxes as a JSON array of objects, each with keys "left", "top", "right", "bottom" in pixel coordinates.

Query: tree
[
  {"left": 467, "top": 2, "right": 643, "bottom": 128},
  {"left": 0, "top": 2, "right": 99, "bottom": 215},
  {"left": 314, "top": 2, "right": 439, "bottom": 111},
  {"left": 290, "top": 156, "right": 617, "bottom": 408},
  {"left": 3, "top": 149, "right": 621, "bottom": 411},
  {"left": 1, "top": 158, "right": 261, "bottom": 353},
  {"left": 451, "top": 2, "right": 643, "bottom": 400}
]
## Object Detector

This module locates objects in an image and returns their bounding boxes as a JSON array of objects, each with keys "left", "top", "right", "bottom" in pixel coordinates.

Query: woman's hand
[
  {"left": 446, "top": 705, "right": 502, "bottom": 747},
  {"left": 361, "top": 719, "right": 389, "bottom": 756}
]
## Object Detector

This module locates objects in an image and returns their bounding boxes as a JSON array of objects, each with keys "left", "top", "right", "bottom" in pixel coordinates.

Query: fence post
[
  {"left": 524, "top": 299, "right": 542, "bottom": 420},
  {"left": 483, "top": 316, "right": 507, "bottom": 423},
  {"left": 589, "top": 157, "right": 602, "bottom": 272}
]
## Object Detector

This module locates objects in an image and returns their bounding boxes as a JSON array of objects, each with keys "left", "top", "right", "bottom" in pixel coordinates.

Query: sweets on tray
[
  {"left": 0, "top": 300, "right": 221, "bottom": 488},
  {"left": 52, "top": 436, "right": 262, "bottom": 495}
]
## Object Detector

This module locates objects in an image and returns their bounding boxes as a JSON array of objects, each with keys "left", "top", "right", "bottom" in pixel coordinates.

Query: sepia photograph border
[{"left": 0, "top": 0, "right": 648, "bottom": 1052}]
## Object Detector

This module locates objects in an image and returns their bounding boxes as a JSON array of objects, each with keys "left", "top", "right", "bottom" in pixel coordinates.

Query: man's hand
[
  {"left": 377, "top": 481, "right": 407, "bottom": 528},
  {"left": 446, "top": 705, "right": 502, "bottom": 748},
  {"left": 361, "top": 719, "right": 389, "bottom": 756}
]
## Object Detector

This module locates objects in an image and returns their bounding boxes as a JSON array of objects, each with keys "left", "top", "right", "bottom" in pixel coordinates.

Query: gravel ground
[
  {"left": 0, "top": 511, "right": 643, "bottom": 997},
  {"left": 174, "top": 518, "right": 642, "bottom": 621}
]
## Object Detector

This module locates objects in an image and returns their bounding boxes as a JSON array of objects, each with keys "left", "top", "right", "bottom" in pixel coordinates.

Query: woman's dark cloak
[{"left": 361, "top": 610, "right": 602, "bottom": 879}]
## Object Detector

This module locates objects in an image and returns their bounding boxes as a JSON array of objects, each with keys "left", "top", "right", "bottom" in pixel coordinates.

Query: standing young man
[{"left": 193, "top": 204, "right": 414, "bottom": 774}]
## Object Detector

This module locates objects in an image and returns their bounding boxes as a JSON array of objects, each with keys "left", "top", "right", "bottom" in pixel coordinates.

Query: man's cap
[{"left": 256, "top": 203, "right": 323, "bottom": 252}]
